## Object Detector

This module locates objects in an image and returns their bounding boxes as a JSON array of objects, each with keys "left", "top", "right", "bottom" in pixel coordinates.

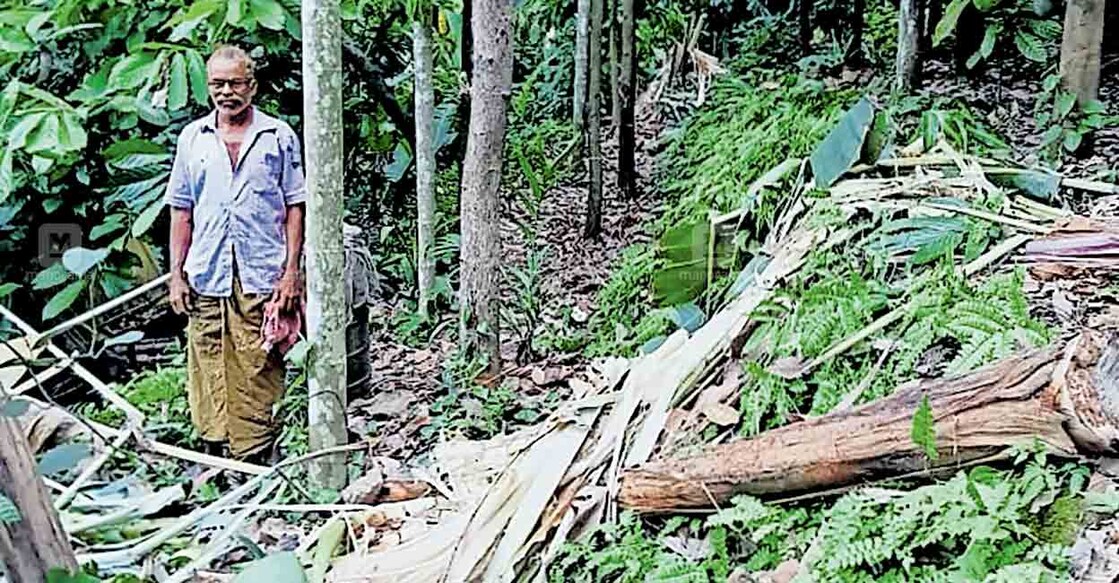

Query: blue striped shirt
[{"left": 165, "top": 107, "right": 305, "bottom": 297}]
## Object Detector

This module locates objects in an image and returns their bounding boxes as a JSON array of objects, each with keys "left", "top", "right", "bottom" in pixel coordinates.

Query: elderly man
[{"left": 165, "top": 45, "right": 305, "bottom": 464}]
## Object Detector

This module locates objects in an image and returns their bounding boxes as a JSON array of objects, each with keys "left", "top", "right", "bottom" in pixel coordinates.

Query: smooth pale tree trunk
[
  {"left": 459, "top": 0, "right": 514, "bottom": 373},
  {"left": 302, "top": 0, "right": 348, "bottom": 490},
  {"left": 617, "top": 0, "right": 636, "bottom": 198},
  {"left": 1060, "top": 0, "right": 1106, "bottom": 105},
  {"left": 0, "top": 416, "right": 77, "bottom": 582},
  {"left": 895, "top": 0, "right": 920, "bottom": 93},
  {"left": 574, "top": 0, "right": 590, "bottom": 129},
  {"left": 414, "top": 18, "right": 436, "bottom": 317},
  {"left": 584, "top": 0, "right": 604, "bottom": 238}
]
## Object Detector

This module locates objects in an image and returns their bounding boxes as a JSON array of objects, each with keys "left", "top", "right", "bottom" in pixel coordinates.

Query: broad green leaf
[
  {"left": 967, "top": 23, "right": 1001, "bottom": 69},
  {"left": 385, "top": 143, "right": 412, "bottom": 182},
  {"left": 250, "top": 0, "right": 287, "bottom": 30},
  {"left": 9, "top": 112, "right": 46, "bottom": 150},
  {"left": 227, "top": 0, "right": 245, "bottom": 25},
  {"left": 1040, "top": 124, "right": 1062, "bottom": 147},
  {"left": 0, "top": 493, "right": 18, "bottom": 524},
  {"left": 934, "top": 0, "right": 971, "bottom": 46},
  {"left": 90, "top": 218, "right": 125, "bottom": 241},
  {"left": 30, "top": 155, "right": 53, "bottom": 174},
  {"left": 0, "top": 148, "right": 12, "bottom": 205},
  {"left": 988, "top": 169, "right": 1060, "bottom": 200},
  {"left": 32, "top": 263, "right": 69, "bottom": 290},
  {"left": 103, "top": 138, "right": 164, "bottom": 161},
  {"left": 810, "top": 97, "right": 874, "bottom": 188},
  {"left": 131, "top": 199, "right": 163, "bottom": 237},
  {"left": 0, "top": 282, "right": 18, "bottom": 298},
  {"left": 168, "top": 53, "right": 189, "bottom": 111},
  {"left": 669, "top": 302, "right": 705, "bottom": 333},
  {"left": 232, "top": 552, "right": 307, "bottom": 583},
  {"left": 185, "top": 50, "right": 209, "bottom": 106},
  {"left": 973, "top": 0, "right": 1000, "bottom": 11},
  {"left": 109, "top": 53, "right": 159, "bottom": 91},
  {"left": 42, "top": 278, "right": 85, "bottom": 320},
  {"left": 639, "top": 335, "right": 667, "bottom": 355},
  {"left": 38, "top": 443, "right": 92, "bottom": 478},
  {"left": 1055, "top": 92, "right": 1076, "bottom": 119},
  {"left": 62, "top": 247, "right": 109, "bottom": 277},
  {"left": 58, "top": 113, "right": 87, "bottom": 152},
  {"left": 1042, "top": 74, "right": 1061, "bottom": 93},
  {"left": 103, "top": 330, "right": 144, "bottom": 350},
  {"left": 1014, "top": 32, "right": 1047, "bottom": 63},
  {"left": 25, "top": 114, "right": 60, "bottom": 153},
  {"left": 1063, "top": 130, "right": 1083, "bottom": 153},
  {"left": 309, "top": 519, "right": 345, "bottom": 583},
  {"left": 137, "top": 97, "right": 170, "bottom": 126},
  {"left": 42, "top": 197, "right": 62, "bottom": 213},
  {"left": 167, "top": 0, "right": 221, "bottom": 41},
  {"left": 911, "top": 394, "right": 938, "bottom": 460},
  {"left": 653, "top": 220, "right": 708, "bottom": 306}
]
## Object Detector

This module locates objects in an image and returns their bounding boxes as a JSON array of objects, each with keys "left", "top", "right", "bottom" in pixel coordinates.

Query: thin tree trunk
[
  {"left": 921, "top": 0, "right": 939, "bottom": 56},
  {"left": 608, "top": 0, "right": 621, "bottom": 128},
  {"left": 895, "top": 0, "right": 920, "bottom": 93},
  {"left": 461, "top": 0, "right": 474, "bottom": 84},
  {"left": 0, "top": 416, "right": 77, "bottom": 582},
  {"left": 302, "top": 0, "right": 348, "bottom": 490},
  {"left": 414, "top": 17, "right": 436, "bottom": 318},
  {"left": 798, "top": 0, "right": 812, "bottom": 56},
  {"left": 574, "top": 0, "right": 590, "bottom": 129},
  {"left": 584, "top": 0, "right": 604, "bottom": 238},
  {"left": 617, "top": 0, "right": 636, "bottom": 198},
  {"left": 849, "top": 0, "right": 866, "bottom": 64},
  {"left": 459, "top": 0, "right": 513, "bottom": 373},
  {"left": 1060, "top": 0, "right": 1106, "bottom": 105},
  {"left": 619, "top": 334, "right": 1119, "bottom": 512}
]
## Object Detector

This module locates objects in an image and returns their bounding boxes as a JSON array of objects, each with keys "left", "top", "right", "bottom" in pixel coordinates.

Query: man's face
[{"left": 207, "top": 57, "right": 256, "bottom": 117}]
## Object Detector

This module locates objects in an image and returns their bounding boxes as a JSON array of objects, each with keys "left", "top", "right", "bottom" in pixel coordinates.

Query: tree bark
[
  {"left": 574, "top": 0, "right": 590, "bottom": 129},
  {"left": 302, "top": 0, "right": 349, "bottom": 490},
  {"left": 459, "top": 0, "right": 514, "bottom": 373},
  {"left": 608, "top": 0, "right": 620, "bottom": 128},
  {"left": 583, "top": 0, "right": 605, "bottom": 238},
  {"left": 0, "top": 415, "right": 77, "bottom": 582},
  {"left": 414, "top": 17, "right": 436, "bottom": 318},
  {"left": 798, "top": 0, "right": 812, "bottom": 56},
  {"left": 461, "top": 0, "right": 474, "bottom": 84},
  {"left": 849, "top": 0, "right": 866, "bottom": 64},
  {"left": 1060, "top": 0, "right": 1106, "bottom": 106},
  {"left": 619, "top": 333, "right": 1119, "bottom": 512},
  {"left": 617, "top": 0, "right": 636, "bottom": 199},
  {"left": 895, "top": 0, "right": 920, "bottom": 93}
]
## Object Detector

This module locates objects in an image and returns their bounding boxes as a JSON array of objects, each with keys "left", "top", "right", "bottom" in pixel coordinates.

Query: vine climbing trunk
[
  {"left": 1060, "top": 0, "right": 1106, "bottom": 106},
  {"left": 895, "top": 0, "right": 921, "bottom": 93},
  {"left": 574, "top": 0, "right": 590, "bottom": 129},
  {"left": 619, "top": 333, "right": 1119, "bottom": 512},
  {"left": 414, "top": 16, "right": 436, "bottom": 318},
  {"left": 302, "top": 0, "right": 348, "bottom": 490},
  {"left": 583, "top": 0, "right": 604, "bottom": 238},
  {"left": 0, "top": 415, "right": 77, "bottom": 582},
  {"left": 617, "top": 0, "right": 636, "bottom": 199},
  {"left": 459, "top": 0, "right": 514, "bottom": 373}
]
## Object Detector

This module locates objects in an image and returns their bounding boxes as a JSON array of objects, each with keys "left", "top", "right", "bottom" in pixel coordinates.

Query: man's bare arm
[
  {"left": 169, "top": 208, "right": 194, "bottom": 314},
  {"left": 274, "top": 203, "right": 305, "bottom": 312}
]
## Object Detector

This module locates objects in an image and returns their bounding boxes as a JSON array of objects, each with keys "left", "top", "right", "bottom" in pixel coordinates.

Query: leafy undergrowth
[
  {"left": 551, "top": 448, "right": 1092, "bottom": 583},
  {"left": 80, "top": 364, "right": 195, "bottom": 448},
  {"left": 587, "top": 73, "right": 854, "bottom": 357}
]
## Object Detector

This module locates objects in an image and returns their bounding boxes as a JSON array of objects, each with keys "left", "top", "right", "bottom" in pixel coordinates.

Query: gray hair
[{"left": 208, "top": 45, "right": 256, "bottom": 77}]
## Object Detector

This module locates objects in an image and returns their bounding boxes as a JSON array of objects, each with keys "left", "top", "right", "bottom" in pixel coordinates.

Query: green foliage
[
  {"left": 911, "top": 394, "right": 938, "bottom": 461},
  {"left": 0, "top": 492, "right": 20, "bottom": 525},
  {"left": 933, "top": 0, "right": 1062, "bottom": 69},
  {"left": 586, "top": 243, "right": 672, "bottom": 357},
  {"left": 553, "top": 455, "right": 1089, "bottom": 582},
  {"left": 1035, "top": 74, "right": 1119, "bottom": 168},
  {"left": 80, "top": 365, "right": 194, "bottom": 447}
]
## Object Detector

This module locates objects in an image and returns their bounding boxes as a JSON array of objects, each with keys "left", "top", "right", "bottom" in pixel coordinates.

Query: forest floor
[
  {"left": 355, "top": 57, "right": 1119, "bottom": 462},
  {"left": 356, "top": 100, "right": 667, "bottom": 459}
]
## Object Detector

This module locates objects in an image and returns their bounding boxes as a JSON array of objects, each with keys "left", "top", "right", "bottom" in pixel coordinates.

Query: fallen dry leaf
[{"left": 699, "top": 402, "right": 740, "bottom": 427}]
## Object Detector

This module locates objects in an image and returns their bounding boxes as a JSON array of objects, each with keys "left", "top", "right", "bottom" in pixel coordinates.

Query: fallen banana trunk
[{"left": 619, "top": 330, "right": 1119, "bottom": 512}]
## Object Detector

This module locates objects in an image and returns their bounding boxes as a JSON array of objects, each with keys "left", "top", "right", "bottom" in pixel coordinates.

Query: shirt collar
[{"left": 200, "top": 106, "right": 279, "bottom": 135}]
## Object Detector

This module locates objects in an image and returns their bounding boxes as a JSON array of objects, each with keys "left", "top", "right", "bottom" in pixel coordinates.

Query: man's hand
[
  {"left": 169, "top": 274, "right": 193, "bottom": 315},
  {"left": 272, "top": 270, "right": 302, "bottom": 313}
]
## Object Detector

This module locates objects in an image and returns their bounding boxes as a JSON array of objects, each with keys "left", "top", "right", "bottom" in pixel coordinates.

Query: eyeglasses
[{"left": 207, "top": 78, "right": 254, "bottom": 92}]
